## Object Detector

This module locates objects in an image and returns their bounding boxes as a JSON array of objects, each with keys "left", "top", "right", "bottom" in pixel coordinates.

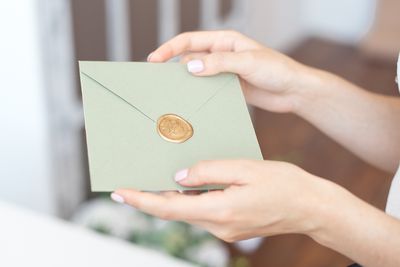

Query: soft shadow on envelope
[{"left": 79, "top": 61, "right": 262, "bottom": 191}]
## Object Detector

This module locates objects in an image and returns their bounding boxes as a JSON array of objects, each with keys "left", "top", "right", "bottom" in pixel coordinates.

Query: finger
[
  {"left": 112, "top": 189, "right": 214, "bottom": 221},
  {"left": 174, "top": 160, "right": 258, "bottom": 187},
  {"left": 159, "top": 191, "right": 180, "bottom": 197},
  {"left": 148, "top": 30, "right": 260, "bottom": 62},
  {"left": 179, "top": 52, "right": 209, "bottom": 64},
  {"left": 160, "top": 190, "right": 203, "bottom": 196},
  {"left": 186, "top": 51, "right": 255, "bottom": 77}
]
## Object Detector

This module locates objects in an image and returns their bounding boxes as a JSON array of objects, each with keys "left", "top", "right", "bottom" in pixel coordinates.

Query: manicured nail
[
  {"left": 147, "top": 52, "right": 154, "bottom": 62},
  {"left": 187, "top": 60, "right": 204, "bottom": 73},
  {"left": 174, "top": 169, "right": 188, "bottom": 182},
  {"left": 111, "top": 192, "right": 124, "bottom": 204}
]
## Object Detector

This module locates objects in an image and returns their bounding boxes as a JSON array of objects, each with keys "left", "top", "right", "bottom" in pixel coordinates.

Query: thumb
[
  {"left": 186, "top": 51, "right": 254, "bottom": 77},
  {"left": 174, "top": 160, "right": 257, "bottom": 187}
]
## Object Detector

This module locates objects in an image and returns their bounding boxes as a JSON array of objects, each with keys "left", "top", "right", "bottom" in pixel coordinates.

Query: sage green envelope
[{"left": 79, "top": 61, "right": 262, "bottom": 191}]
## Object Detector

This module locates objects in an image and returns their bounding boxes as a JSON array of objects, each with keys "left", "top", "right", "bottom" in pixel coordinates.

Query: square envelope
[{"left": 79, "top": 61, "right": 262, "bottom": 191}]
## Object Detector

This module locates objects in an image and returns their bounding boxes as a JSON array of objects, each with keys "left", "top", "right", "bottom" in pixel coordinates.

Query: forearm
[
  {"left": 292, "top": 67, "right": 400, "bottom": 172},
  {"left": 310, "top": 181, "right": 400, "bottom": 267}
]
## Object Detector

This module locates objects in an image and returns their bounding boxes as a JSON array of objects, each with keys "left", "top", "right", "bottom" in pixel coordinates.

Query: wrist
[
  {"left": 279, "top": 169, "right": 346, "bottom": 236},
  {"left": 297, "top": 175, "right": 350, "bottom": 238},
  {"left": 303, "top": 178, "right": 400, "bottom": 267},
  {"left": 303, "top": 177, "right": 361, "bottom": 245},
  {"left": 289, "top": 65, "right": 337, "bottom": 117}
]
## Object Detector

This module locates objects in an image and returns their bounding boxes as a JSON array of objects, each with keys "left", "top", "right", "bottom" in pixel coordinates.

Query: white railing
[
  {"left": 39, "top": 0, "right": 86, "bottom": 217},
  {"left": 104, "top": 0, "right": 132, "bottom": 61},
  {"left": 105, "top": 0, "right": 249, "bottom": 61}
]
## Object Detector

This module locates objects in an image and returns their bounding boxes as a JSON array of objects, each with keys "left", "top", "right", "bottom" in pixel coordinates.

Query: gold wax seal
[{"left": 157, "top": 114, "right": 193, "bottom": 143}]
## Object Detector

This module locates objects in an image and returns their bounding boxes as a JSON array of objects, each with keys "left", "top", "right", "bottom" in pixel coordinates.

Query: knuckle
[
  {"left": 218, "top": 230, "right": 236, "bottom": 243},
  {"left": 209, "top": 226, "right": 239, "bottom": 243},
  {"left": 224, "top": 236, "right": 236, "bottom": 243},
  {"left": 209, "top": 53, "right": 225, "bottom": 69},
  {"left": 175, "top": 32, "right": 192, "bottom": 48},
  {"left": 177, "top": 31, "right": 190, "bottom": 39},
  {"left": 238, "top": 52, "right": 259, "bottom": 75},
  {"left": 241, "top": 51, "right": 258, "bottom": 63}
]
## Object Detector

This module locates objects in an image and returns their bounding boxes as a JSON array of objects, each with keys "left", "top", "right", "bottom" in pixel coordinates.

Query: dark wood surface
[{"left": 229, "top": 38, "right": 398, "bottom": 267}]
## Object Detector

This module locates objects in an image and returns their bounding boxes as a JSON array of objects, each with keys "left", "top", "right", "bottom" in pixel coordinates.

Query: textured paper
[{"left": 79, "top": 61, "right": 262, "bottom": 191}]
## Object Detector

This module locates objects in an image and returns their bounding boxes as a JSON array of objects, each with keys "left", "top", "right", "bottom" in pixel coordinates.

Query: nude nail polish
[
  {"left": 147, "top": 52, "right": 154, "bottom": 62},
  {"left": 174, "top": 169, "right": 188, "bottom": 182},
  {"left": 187, "top": 60, "right": 204, "bottom": 73},
  {"left": 111, "top": 193, "right": 125, "bottom": 204}
]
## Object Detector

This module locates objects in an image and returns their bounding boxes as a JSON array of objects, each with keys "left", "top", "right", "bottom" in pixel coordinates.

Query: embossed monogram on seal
[{"left": 157, "top": 114, "right": 193, "bottom": 143}]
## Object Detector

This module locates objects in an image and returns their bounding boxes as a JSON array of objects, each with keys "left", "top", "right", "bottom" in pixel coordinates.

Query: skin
[{"left": 114, "top": 31, "right": 400, "bottom": 266}]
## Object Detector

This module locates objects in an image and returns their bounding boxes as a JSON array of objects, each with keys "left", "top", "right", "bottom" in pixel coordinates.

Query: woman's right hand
[{"left": 147, "top": 30, "right": 317, "bottom": 113}]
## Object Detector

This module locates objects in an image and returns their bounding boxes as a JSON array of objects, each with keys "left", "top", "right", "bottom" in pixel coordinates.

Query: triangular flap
[{"left": 79, "top": 61, "right": 235, "bottom": 121}]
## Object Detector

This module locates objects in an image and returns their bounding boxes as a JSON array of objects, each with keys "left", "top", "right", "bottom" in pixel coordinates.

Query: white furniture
[{"left": 0, "top": 201, "right": 195, "bottom": 267}]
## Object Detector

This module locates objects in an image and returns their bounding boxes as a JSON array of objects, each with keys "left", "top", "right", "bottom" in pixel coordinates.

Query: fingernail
[
  {"left": 187, "top": 60, "right": 204, "bottom": 73},
  {"left": 174, "top": 169, "right": 188, "bottom": 182},
  {"left": 147, "top": 52, "right": 154, "bottom": 62},
  {"left": 111, "top": 192, "right": 124, "bottom": 204}
]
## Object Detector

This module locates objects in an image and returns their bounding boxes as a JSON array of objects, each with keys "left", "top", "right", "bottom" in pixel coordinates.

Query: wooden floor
[{"left": 228, "top": 39, "right": 398, "bottom": 267}]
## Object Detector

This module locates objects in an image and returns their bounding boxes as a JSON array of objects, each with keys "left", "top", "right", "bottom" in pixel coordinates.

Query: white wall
[
  {"left": 301, "top": 0, "right": 376, "bottom": 44},
  {"left": 0, "top": 1, "right": 55, "bottom": 214},
  {"left": 243, "top": 0, "right": 376, "bottom": 51},
  {"left": 245, "top": 0, "right": 305, "bottom": 51}
]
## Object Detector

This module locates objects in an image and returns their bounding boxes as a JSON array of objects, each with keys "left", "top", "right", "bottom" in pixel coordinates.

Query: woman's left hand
[{"left": 113, "top": 160, "right": 337, "bottom": 242}]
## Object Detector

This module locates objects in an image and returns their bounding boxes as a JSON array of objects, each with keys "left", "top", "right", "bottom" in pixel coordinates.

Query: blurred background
[{"left": 1, "top": 0, "right": 399, "bottom": 266}]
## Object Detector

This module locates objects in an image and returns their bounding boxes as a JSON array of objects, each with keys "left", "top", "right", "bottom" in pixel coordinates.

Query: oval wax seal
[{"left": 157, "top": 114, "right": 193, "bottom": 143}]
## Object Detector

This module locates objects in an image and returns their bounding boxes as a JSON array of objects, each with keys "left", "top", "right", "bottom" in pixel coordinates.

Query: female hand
[
  {"left": 147, "top": 30, "right": 315, "bottom": 113},
  {"left": 112, "top": 31, "right": 400, "bottom": 266},
  {"left": 112, "top": 161, "right": 400, "bottom": 267},
  {"left": 148, "top": 30, "right": 400, "bottom": 172},
  {"left": 113, "top": 160, "right": 337, "bottom": 242}
]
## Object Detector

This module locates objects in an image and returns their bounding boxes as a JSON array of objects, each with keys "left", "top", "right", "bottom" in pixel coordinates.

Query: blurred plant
[{"left": 72, "top": 198, "right": 229, "bottom": 267}]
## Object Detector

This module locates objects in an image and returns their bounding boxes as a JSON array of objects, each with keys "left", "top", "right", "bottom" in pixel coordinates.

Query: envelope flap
[{"left": 79, "top": 61, "right": 235, "bottom": 121}]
